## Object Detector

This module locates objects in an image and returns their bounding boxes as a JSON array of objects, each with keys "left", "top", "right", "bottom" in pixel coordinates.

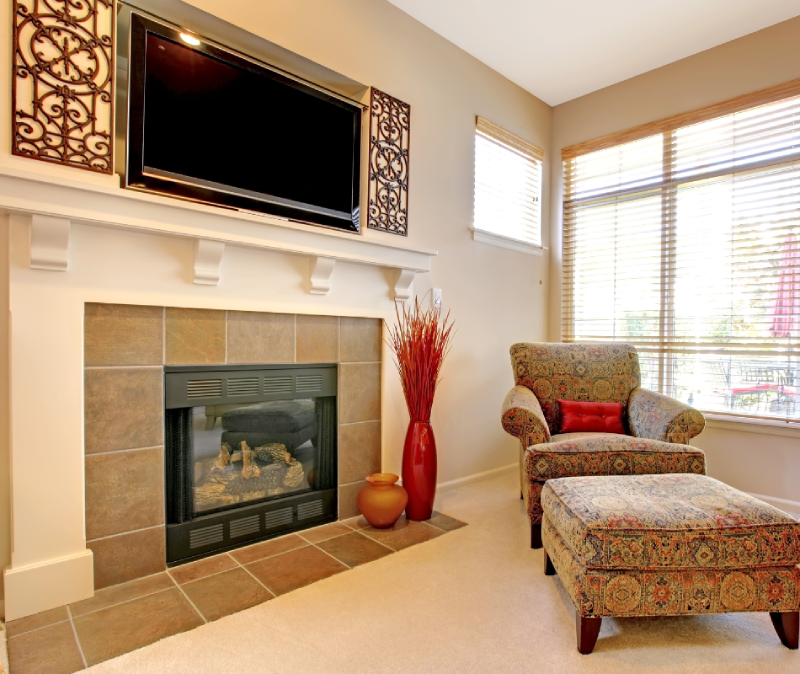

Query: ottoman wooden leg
[
  {"left": 770, "top": 611, "right": 799, "bottom": 649},
  {"left": 576, "top": 614, "right": 602, "bottom": 655},
  {"left": 543, "top": 549, "right": 555, "bottom": 576},
  {"left": 531, "top": 523, "right": 542, "bottom": 549}
]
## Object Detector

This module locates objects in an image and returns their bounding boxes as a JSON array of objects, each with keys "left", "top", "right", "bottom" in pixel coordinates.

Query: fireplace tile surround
[{"left": 83, "top": 303, "right": 382, "bottom": 590}]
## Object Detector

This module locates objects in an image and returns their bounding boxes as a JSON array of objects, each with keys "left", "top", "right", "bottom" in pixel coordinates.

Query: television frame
[{"left": 126, "top": 13, "right": 363, "bottom": 233}]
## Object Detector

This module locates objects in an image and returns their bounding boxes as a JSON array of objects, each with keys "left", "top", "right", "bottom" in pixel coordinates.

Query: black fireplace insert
[{"left": 164, "top": 364, "right": 337, "bottom": 564}]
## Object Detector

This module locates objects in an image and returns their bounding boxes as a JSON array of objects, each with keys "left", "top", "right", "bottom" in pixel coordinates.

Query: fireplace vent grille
[
  {"left": 264, "top": 507, "right": 294, "bottom": 529},
  {"left": 189, "top": 523, "right": 224, "bottom": 549},
  {"left": 230, "top": 514, "right": 260, "bottom": 538},
  {"left": 296, "top": 375, "right": 323, "bottom": 393},
  {"left": 263, "top": 376, "right": 293, "bottom": 395},
  {"left": 228, "top": 377, "right": 259, "bottom": 397},
  {"left": 297, "top": 500, "right": 324, "bottom": 520},
  {"left": 187, "top": 379, "right": 223, "bottom": 398}
]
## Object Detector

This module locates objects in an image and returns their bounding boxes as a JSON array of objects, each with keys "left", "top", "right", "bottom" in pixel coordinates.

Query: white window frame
[{"left": 472, "top": 116, "right": 544, "bottom": 255}]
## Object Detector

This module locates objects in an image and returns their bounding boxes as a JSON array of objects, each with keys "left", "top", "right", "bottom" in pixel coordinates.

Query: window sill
[
  {"left": 470, "top": 228, "right": 544, "bottom": 255},
  {"left": 702, "top": 412, "right": 800, "bottom": 439}
]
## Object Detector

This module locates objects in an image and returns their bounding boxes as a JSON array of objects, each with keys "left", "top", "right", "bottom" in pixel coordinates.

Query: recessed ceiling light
[{"left": 180, "top": 33, "right": 200, "bottom": 46}]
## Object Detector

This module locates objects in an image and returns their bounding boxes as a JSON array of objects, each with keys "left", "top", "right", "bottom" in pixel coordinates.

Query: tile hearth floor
[{"left": 4, "top": 512, "right": 466, "bottom": 674}]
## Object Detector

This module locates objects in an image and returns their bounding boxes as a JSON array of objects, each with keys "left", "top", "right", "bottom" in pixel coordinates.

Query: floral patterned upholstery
[
  {"left": 508, "top": 342, "right": 641, "bottom": 435},
  {"left": 541, "top": 474, "right": 800, "bottom": 618},
  {"left": 501, "top": 342, "right": 707, "bottom": 527},
  {"left": 524, "top": 435, "right": 706, "bottom": 524},
  {"left": 629, "top": 388, "right": 706, "bottom": 444}
]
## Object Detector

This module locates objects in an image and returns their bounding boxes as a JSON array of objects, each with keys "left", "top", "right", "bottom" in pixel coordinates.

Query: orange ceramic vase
[{"left": 356, "top": 473, "right": 408, "bottom": 529}]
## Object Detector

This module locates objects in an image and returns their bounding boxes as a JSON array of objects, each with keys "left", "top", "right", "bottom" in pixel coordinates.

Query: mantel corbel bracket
[
  {"left": 29, "top": 214, "right": 71, "bottom": 271},
  {"left": 309, "top": 256, "right": 336, "bottom": 295},
  {"left": 393, "top": 268, "right": 415, "bottom": 302},
  {"left": 194, "top": 239, "right": 225, "bottom": 285}
]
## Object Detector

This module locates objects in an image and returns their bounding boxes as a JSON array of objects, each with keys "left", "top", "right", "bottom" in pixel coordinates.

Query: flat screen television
[{"left": 126, "top": 14, "right": 362, "bottom": 232}]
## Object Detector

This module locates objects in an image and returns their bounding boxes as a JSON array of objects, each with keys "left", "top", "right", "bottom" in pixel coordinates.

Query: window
[
  {"left": 562, "top": 85, "right": 800, "bottom": 421},
  {"left": 473, "top": 116, "right": 544, "bottom": 253}
]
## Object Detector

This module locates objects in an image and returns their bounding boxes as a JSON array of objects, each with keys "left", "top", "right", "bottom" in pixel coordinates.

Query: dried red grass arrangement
[{"left": 386, "top": 297, "right": 454, "bottom": 422}]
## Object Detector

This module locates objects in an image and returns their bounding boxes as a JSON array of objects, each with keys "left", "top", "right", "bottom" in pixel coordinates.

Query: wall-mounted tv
[{"left": 126, "top": 13, "right": 362, "bottom": 232}]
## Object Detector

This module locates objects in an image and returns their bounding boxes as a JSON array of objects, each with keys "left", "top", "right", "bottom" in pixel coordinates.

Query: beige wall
[{"left": 549, "top": 16, "right": 800, "bottom": 508}]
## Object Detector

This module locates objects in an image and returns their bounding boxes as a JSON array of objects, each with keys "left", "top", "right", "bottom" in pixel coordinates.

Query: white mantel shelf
[{"left": 0, "top": 164, "right": 436, "bottom": 296}]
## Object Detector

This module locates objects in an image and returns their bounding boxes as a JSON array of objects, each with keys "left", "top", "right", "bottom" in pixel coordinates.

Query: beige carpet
[{"left": 85, "top": 470, "right": 798, "bottom": 673}]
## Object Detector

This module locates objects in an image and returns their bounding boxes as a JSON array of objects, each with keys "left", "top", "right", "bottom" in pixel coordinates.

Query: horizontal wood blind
[
  {"left": 474, "top": 116, "right": 543, "bottom": 246},
  {"left": 563, "top": 86, "right": 800, "bottom": 418}
]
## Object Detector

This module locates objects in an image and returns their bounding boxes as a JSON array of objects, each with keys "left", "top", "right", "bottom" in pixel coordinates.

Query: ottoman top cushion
[
  {"left": 222, "top": 401, "right": 315, "bottom": 433},
  {"left": 541, "top": 473, "right": 800, "bottom": 570}
]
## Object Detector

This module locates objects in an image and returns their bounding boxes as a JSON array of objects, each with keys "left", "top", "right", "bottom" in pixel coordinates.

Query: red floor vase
[{"left": 402, "top": 420, "right": 437, "bottom": 521}]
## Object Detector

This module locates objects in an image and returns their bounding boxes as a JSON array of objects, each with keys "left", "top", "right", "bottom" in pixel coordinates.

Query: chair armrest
[
  {"left": 628, "top": 387, "right": 706, "bottom": 443},
  {"left": 501, "top": 386, "right": 551, "bottom": 446}
]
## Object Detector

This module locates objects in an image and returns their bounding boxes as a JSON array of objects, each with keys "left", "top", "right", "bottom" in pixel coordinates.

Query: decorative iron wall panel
[
  {"left": 368, "top": 88, "right": 410, "bottom": 236},
  {"left": 13, "top": 0, "right": 115, "bottom": 173}
]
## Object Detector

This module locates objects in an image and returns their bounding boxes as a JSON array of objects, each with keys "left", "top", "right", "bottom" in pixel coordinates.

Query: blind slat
[
  {"left": 563, "top": 91, "right": 800, "bottom": 420},
  {"left": 475, "top": 118, "right": 543, "bottom": 246}
]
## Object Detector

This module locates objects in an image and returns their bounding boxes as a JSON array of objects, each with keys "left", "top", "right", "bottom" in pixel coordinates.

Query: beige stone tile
[
  {"left": 296, "top": 314, "right": 339, "bottom": 363},
  {"left": 338, "top": 421, "right": 381, "bottom": 484},
  {"left": 85, "top": 447, "right": 164, "bottom": 540},
  {"left": 227, "top": 311, "right": 295, "bottom": 364},
  {"left": 228, "top": 533, "right": 306, "bottom": 565},
  {"left": 181, "top": 568, "right": 272, "bottom": 622},
  {"left": 168, "top": 553, "right": 238, "bottom": 585},
  {"left": 7, "top": 620, "right": 84, "bottom": 674},
  {"left": 85, "top": 303, "right": 163, "bottom": 367},
  {"left": 88, "top": 526, "right": 166, "bottom": 590},
  {"left": 427, "top": 512, "right": 468, "bottom": 532},
  {"left": 297, "top": 522, "right": 352, "bottom": 544},
  {"left": 165, "top": 307, "right": 226, "bottom": 364},
  {"left": 246, "top": 546, "right": 347, "bottom": 596},
  {"left": 70, "top": 572, "right": 174, "bottom": 618},
  {"left": 73, "top": 588, "right": 203, "bottom": 666},
  {"left": 84, "top": 367, "right": 163, "bottom": 454},
  {"left": 340, "top": 317, "right": 382, "bottom": 363},
  {"left": 317, "top": 531, "right": 393, "bottom": 568},
  {"left": 357, "top": 516, "right": 445, "bottom": 551},
  {"left": 338, "top": 480, "right": 366, "bottom": 520},
  {"left": 339, "top": 362, "right": 381, "bottom": 423},
  {"left": 5, "top": 606, "right": 69, "bottom": 637}
]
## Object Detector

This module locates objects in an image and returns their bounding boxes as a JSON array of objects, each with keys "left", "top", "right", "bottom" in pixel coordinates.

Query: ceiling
[{"left": 387, "top": 0, "right": 800, "bottom": 106}]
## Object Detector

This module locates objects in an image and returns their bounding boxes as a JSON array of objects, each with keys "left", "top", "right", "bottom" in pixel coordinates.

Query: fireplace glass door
[
  {"left": 192, "top": 400, "right": 319, "bottom": 514},
  {"left": 164, "top": 365, "right": 337, "bottom": 564}
]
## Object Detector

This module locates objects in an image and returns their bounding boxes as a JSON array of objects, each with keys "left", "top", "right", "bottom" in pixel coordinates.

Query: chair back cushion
[{"left": 510, "top": 342, "right": 641, "bottom": 434}]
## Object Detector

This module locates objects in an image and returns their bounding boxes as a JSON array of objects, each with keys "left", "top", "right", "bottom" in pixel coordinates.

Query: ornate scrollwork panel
[
  {"left": 13, "top": 0, "right": 115, "bottom": 173},
  {"left": 368, "top": 88, "right": 410, "bottom": 236}
]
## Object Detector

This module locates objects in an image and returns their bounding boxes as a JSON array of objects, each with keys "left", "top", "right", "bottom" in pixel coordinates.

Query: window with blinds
[
  {"left": 563, "top": 89, "right": 800, "bottom": 420},
  {"left": 473, "top": 117, "right": 544, "bottom": 252}
]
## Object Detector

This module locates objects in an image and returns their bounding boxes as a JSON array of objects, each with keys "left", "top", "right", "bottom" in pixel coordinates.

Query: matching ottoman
[{"left": 541, "top": 473, "right": 800, "bottom": 654}]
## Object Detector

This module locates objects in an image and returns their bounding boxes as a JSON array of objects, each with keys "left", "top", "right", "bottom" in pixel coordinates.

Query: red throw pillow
[{"left": 557, "top": 400, "right": 626, "bottom": 435}]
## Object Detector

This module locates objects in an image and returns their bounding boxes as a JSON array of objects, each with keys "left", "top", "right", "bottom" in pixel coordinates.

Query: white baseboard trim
[
  {"left": 3, "top": 549, "right": 94, "bottom": 621},
  {"left": 747, "top": 492, "right": 800, "bottom": 516},
  {"left": 436, "top": 463, "right": 516, "bottom": 494}
]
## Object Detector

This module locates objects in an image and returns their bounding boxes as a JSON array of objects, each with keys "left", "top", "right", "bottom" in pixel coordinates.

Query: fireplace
[{"left": 164, "top": 364, "right": 338, "bottom": 563}]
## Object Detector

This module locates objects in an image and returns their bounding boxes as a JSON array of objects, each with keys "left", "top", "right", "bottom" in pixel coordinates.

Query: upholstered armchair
[{"left": 501, "top": 342, "right": 707, "bottom": 548}]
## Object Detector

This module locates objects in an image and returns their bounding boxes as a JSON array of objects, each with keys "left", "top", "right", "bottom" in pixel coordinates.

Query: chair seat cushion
[
  {"left": 525, "top": 433, "right": 706, "bottom": 482},
  {"left": 542, "top": 473, "right": 800, "bottom": 570}
]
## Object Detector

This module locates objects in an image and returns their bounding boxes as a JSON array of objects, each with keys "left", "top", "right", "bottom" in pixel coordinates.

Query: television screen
[{"left": 126, "top": 14, "right": 362, "bottom": 232}]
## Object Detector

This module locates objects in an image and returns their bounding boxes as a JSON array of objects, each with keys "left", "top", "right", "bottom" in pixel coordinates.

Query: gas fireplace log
[
  {"left": 240, "top": 441, "right": 261, "bottom": 479},
  {"left": 213, "top": 441, "right": 233, "bottom": 471}
]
